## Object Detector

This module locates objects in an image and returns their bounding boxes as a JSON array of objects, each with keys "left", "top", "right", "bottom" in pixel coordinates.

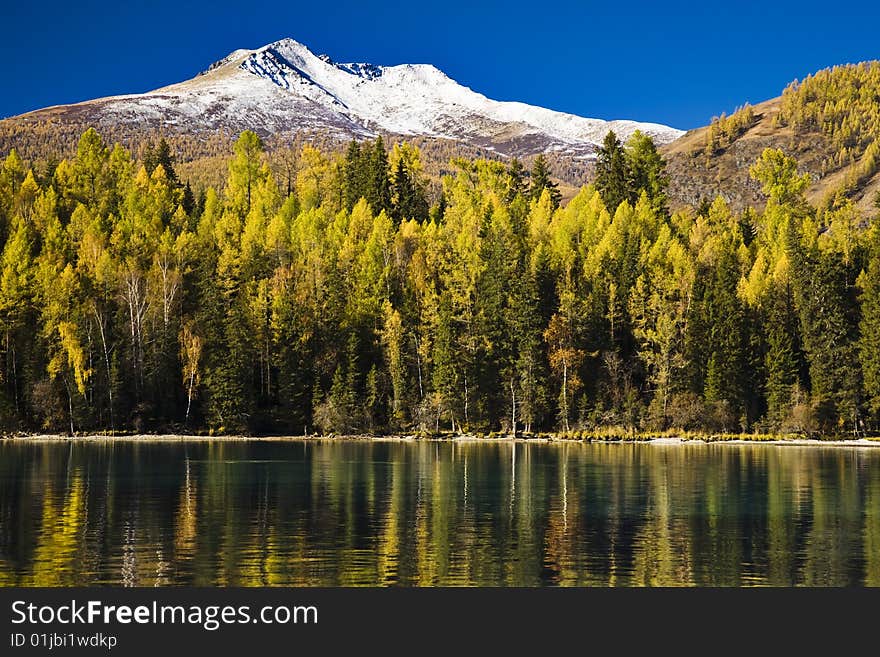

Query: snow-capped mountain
[{"left": 13, "top": 38, "right": 684, "bottom": 157}]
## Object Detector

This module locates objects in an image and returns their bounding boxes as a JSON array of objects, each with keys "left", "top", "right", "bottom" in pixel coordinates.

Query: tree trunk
[
  {"left": 8, "top": 333, "right": 19, "bottom": 416},
  {"left": 64, "top": 378, "right": 75, "bottom": 436},
  {"left": 562, "top": 358, "right": 569, "bottom": 432},
  {"left": 94, "top": 308, "right": 114, "bottom": 433},
  {"left": 463, "top": 377, "right": 469, "bottom": 430},
  {"left": 414, "top": 336, "right": 424, "bottom": 400},
  {"left": 185, "top": 369, "right": 195, "bottom": 424},
  {"left": 510, "top": 376, "right": 517, "bottom": 436}
]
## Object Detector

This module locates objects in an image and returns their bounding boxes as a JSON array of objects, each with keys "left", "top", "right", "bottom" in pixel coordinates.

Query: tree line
[{"left": 0, "top": 126, "right": 878, "bottom": 436}]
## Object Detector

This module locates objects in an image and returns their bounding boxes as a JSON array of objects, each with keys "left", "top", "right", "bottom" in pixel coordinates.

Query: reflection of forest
[{"left": 0, "top": 441, "right": 878, "bottom": 586}]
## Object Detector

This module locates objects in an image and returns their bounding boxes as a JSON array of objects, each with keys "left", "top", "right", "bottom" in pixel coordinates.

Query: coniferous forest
[{"left": 1, "top": 125, "right": 879, "bottom": 437}]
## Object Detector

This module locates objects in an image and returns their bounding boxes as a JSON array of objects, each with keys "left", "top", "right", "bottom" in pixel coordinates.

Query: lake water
[{"left": 1, "top": 439, "right": 878, "bottom": 586}]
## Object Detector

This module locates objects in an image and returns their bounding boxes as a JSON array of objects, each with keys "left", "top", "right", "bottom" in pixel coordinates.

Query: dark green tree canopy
[{"left": 595, "top": 130, "right": 631, "bottom": 213}]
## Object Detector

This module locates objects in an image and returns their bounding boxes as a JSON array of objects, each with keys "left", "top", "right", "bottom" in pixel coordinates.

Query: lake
[{"left": 1, "top": 438, "right": 878, "bottom": 586}]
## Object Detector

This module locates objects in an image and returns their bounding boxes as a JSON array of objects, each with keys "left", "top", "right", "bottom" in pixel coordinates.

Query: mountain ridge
[
  {"left": 4, "top": 37, "right": 684, "bottom": 160},
  {"left": 8, "top": 40, "right": 879, "bottom": 214}
]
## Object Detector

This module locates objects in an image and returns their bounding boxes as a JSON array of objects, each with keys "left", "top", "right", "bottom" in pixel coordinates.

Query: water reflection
[{"left": 0, "top": 439, "right": 878, "bottom": 586}]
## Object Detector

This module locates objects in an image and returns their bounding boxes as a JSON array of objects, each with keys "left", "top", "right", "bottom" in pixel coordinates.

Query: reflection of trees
[
  {"left": 865, "top": 473, "right": 880, "bottom": 587},
  {"left": 27, "top": 470, "right": 85, "bottom": 586},
  {"left": 2, "top": 441, "right": 880, "bottom": 586}
]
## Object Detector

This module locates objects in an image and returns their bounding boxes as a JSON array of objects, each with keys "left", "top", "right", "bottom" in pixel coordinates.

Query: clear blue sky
[{"left": 2, "top": 0, "right": 879, "bottom": 129}]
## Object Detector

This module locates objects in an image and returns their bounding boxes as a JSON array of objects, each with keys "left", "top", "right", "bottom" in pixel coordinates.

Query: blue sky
[{"left": 2, "top": 0, "right": 880, "bottom": 129}]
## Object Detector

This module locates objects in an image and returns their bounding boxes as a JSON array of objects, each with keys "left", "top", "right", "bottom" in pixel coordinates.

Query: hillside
[{"left": 663, "top": 62, "right": 880, "bottom": 215}]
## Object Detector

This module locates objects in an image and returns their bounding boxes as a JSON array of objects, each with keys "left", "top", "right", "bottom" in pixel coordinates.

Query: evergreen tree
[
  {"left": 790, "top": 231, "right": 863, "bottom": 432},
  {"left": 859, "top": 226, "right": 880, "bottom": 422},
  {"left": 595, "top": 131, "right": 631, "bottom": 214},
  {"left": 432, "top": 297, "right": 462, "bottom": 432},
  {"left": 154, "top": 138, "right": 178, "bottom": 186},
  {"left": 143, "top": 138, "right": 178, "bottom": 184},
  {"left": 506, "top": 158, "right": 528, "bottom": 203},
  {"left": 390, "top": 157, "right": 428, "bottom": 224},
  {"left": 764, "top": 286, "right": 800, "bottom": 427},
  {"left": 365, "top": 137, "right": 392, "bottom": 215},
  {"left": 343, "top": 140, "right": 367, "bottom": 210},
  {"left": 142, "top": 142, "right": 156, "bottom": 179},
  {"left": 684, "top": 232, "right": 749, "bottom": 430},
  {"left": 701, "top": 243, "right": 749, "bottom": 429},
  {"left": 529, "top": 155, "right": 561, "bottom": 209},
  {"left": 182, "top": 181, "right": 196, "bottom": 217},
  {"left": 475, "top": 207, "right": 516, "bottom": 429}
]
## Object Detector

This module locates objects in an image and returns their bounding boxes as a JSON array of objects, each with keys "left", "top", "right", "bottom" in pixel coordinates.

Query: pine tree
[
  {"left": 431, "top": 298, "right": 461, "bottom": 432},
  {"left": 506, "top": 158, "right": 528, "bottom": 203},
  {"left": 381, "top": 300, "right": 407, "bottom": 426},
  {"left": 703, "top": 243, "right": 747, "bottom": 419},
  {"left": 343, "top": 140, "right": 366, "bottom": 210},
  {"left": 365, "top": 137, "right": 391, "bottom": 215},
  {"left": 859, "top": 227, "right": 880, "bottom": 422},
  {"left": 595, "top": 131, "right": 631, "bottom": 214},
  {"left": 509, "top": 265, "right": 547, "bottom": 433},
  {"left": 182, "top": 181, "right": 195, "bottom": 217},
  {"left": 764, "top": 286, "right": 800, "bottom": 427},
  {"left": 318, "top": 365, "right": 349, "bottom": 433},
  {"left": 154, "top": 138, "right": 179, "bottom": 186},
  {"left": 345, "top": 331, "right": 361, "bottom": 430},
  {"left": 629, "top": 225, "right": 693, "bottom": 429},
  {"left": 391, "top": 158, "right": 414, "bottom": 225},
  {"left": 389, "top": 143, "right": 428, "bottom": 224},
  {"left": 790, "top": 230, "right": 863, "bottom": 432},
  {"left": 365, "top": 365, "right": 381, "bottom": 431},
  {"left": 529, "top": 155, "right": 561, "bottom": 209},
  {"left": 142, "top": 142, "right": 156, "bottom": 177},
  {"left": 475, "top": 207, "right": 516, "bottom": 428}
]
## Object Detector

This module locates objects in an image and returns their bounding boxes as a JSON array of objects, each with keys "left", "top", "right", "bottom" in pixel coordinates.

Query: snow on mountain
[{"left": 18, "top": 38, "right": 684, "bottom": 157}]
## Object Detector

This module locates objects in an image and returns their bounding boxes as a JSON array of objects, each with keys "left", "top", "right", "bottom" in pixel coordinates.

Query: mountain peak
[
  {"left": 269, "top": 36, "right": 307, "bottom": 48},
  {"left": 203, "top": 37, "right": 684, "bottom": 152},
  {"left": 261, "top": 37, "right": 316, "bottom": 60}
]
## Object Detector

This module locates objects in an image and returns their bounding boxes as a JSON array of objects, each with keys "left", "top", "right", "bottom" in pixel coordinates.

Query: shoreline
[{"left": 3, "top": 432, "right": 880, "bottom": 448}]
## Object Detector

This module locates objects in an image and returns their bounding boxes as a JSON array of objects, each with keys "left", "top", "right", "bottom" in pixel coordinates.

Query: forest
[{"left": 0, "top": 125, "right": 879, "bottom": 437}]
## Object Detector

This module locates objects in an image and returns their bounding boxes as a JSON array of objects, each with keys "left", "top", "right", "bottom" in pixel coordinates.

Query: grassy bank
[
  {"left": 3, "top": 428, "right": 880, "bottom": 445},
  {"left": 434, "top": 428, "right": 880, "bottom": 444}
]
